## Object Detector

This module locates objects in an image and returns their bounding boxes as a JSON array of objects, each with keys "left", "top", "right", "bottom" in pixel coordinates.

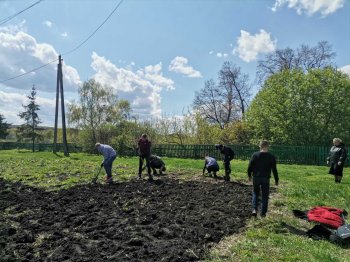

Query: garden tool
[{"left": 92, "top": 165, "right": 103, "bottom": 184}]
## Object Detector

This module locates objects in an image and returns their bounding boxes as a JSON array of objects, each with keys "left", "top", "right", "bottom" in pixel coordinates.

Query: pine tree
[{"left": 17, "top": 85, "right": 42, "bottom": 152}]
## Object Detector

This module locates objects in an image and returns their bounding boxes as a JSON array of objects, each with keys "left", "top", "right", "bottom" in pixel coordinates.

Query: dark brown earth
[{"left": 0, "top": 176, "right": 252, "bottom": 262}]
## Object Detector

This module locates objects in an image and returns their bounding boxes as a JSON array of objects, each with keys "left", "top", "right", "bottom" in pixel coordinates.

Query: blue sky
[{"left": 0, "top": 0, "right": 349, "bottom": 126}]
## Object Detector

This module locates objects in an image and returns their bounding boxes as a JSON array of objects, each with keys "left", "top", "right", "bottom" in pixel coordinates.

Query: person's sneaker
[
  {"left": 260, "top": 213, "right": 266, "bottom": 218},
  {"left": 138, "top": 174, "right": 142, "bottom": 179},
  {"left": 224, "top": 175, "right": 230, "bottom": 182},
  {"left": 251, "top": 209, "right": 257, "bottom": 217},
  {"left": 148, "top": 175, "right": 153, "bottom": 181}
]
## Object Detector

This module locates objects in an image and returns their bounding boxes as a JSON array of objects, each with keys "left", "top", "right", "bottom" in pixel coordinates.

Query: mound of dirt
[{"left": 0, "top": 177, "right": 252, "bottom": 261}]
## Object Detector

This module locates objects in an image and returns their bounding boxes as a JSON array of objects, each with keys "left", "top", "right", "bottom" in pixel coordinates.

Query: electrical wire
[
  {"left": 0, "top": 0, "right": 44, "bottom": 26},
  {"left": 62, "top": 0, "right": 124, "bottom": 56},
  {"left": 0, "top": 59, "right": 58, "bottom": 84},
  {"left": 0, "top": 0, "right": 124, "bottom": 84}
]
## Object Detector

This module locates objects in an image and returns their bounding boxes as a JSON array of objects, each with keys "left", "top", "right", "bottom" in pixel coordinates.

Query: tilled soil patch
[{"left": 0, "top": 177, "right": 252, "bottom": 261}]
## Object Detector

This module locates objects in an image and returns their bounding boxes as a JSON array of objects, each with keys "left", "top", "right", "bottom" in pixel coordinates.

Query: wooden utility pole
[{"left": 53, "top": 55, "right": 69, "bottom": 156}]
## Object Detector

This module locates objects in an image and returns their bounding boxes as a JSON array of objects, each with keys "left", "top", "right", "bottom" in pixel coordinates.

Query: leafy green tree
[
  {"left": 68, "top": 79, "right": 132, "bottom": 151},
  {"left": 193, "top": 113, "right": 222, "bottom": 144},
  {"left": 17, "top": 85, "right": 42, "bottom": 151},
  {"left": 246, "top": 68, "right": 350, "bottom": 145},
  {"left": 0, "top": 114, "right": 11, "bottom": 139}
]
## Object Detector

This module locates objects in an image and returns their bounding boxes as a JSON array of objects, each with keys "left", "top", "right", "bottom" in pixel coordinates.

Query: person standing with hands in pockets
[{"left": 248, "top": 140, "right": 279, "bottom": 218}]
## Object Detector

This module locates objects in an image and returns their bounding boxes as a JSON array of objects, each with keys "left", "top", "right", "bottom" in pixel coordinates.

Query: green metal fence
[
  {"left": 0, "top": 142, "right": 82, "bottom": 153},
  {"left": 0, "top": 142, "right": 348, "bottom": 166},
  {"left": 151, "top": 144, "right": 349, "bottom": 166}
]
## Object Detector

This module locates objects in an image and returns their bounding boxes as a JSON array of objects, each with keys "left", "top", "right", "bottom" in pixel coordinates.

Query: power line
[
  {"left": 0, "top": 0, "right": 44, "bottom": 26},
  {"left": 0, "top": 59, "right": 58, "bottom": 84},
  {"left": 0, "top": 0, "right": 124, "bottom": 84},
  {"left": 62, "top": 0, "right": 124, "bottom": 56}
]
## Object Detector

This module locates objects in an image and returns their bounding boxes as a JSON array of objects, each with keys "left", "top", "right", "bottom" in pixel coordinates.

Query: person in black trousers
[
  {"left": 216, "top": 144, "right": 235, "bottom": 181},
  {"left": 137, "top": 134, "right": 153, "bottom": 181},
  {"left": 248, "top": 140, "right": 279, "bottom": 217},
  {"left": 149, "top": 155, "right": 166, "bottom": 175},
  {"left": 327, "top": 138, "right": 348, "bottom": 183},
  {"left": 202, "top": 155, "right": 220, "bottom": 178}
]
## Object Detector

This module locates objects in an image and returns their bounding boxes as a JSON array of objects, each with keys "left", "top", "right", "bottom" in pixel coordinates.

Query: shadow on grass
[{"left": 281, "top": 222, "right": 350, "bottom": 249}]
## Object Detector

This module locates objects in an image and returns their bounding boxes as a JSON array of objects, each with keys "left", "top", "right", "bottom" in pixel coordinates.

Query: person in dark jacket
[
  {"left": 95, "top": 143, "right": 117, "bottom": 184},
  {"left": 248, "top": 140, "right": 279, "bottom": 217},
  {"left": 215, "top": 144, "right": 235, "bottom": 181},
  {"left": 202, "top": 155, "right": 220, "bottom": 178},
  {"left": 327, "top": 138, "right": 348, "bottom": 183},
  {"left": 137, "top": 134, "right": 153, "bottom": 181},
  {"left": 149, "top": 155, "right": 166, "bottom": 175}
]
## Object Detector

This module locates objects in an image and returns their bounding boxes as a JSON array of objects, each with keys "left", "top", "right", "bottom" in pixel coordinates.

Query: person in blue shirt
[
  {"left": 95, "top": 143, "right": 117, "bottom": 183},
  {"left": 203, "top": 155, "right": 220, "bottom": 178}
]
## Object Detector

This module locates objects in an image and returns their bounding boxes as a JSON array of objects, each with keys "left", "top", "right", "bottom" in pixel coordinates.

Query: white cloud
[
  {"left": 233, "top": 29, "right": 277, "bottom": 62},
  {"left": 0, "top": 24, "right": 81, "bottom": 92},
  {"left": 209, "top": 50, "right": 214, "bottom": 55},
  {"left": 61, "top": 32, "right": 68, "bottom": 38},
  {"left": 271, "top": 0, "right": 344, "bottom": 16},
  {"left": 216, "top": 53, "right": 228, "bottom": 58},
  {"left": 168, "top": 56, "right": 202, "bottom": 78},
  {"left": 90, "top": 52, "right": 175, "bottom": 118},
  {"left": 340, "top": 65, "right": 350, "bottom": 76},
  {"left": 43, "top": 20, "right": 53, "bottom": 28}
]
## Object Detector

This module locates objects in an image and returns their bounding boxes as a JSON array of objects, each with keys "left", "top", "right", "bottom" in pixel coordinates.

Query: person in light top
[
  {"left": 203, "top": 155, "right": 220, "bottom": 178},
  {"left": 95, "top": 143, "right": 117, "bottom": 184}
]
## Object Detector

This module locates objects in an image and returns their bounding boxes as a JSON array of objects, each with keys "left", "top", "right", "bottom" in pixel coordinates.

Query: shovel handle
[{"left": 92, "top": 165, "right": 103, "bottom": 182}]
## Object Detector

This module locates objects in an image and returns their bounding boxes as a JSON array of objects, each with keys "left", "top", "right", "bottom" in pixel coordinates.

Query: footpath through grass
[{"left": 0, "top": 149, "right": 349, "bottom": 261}]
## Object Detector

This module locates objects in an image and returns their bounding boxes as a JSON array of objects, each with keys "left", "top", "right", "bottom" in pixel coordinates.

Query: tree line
[{"left": 1, "top": 41, "right": 349, "bottom": 152}]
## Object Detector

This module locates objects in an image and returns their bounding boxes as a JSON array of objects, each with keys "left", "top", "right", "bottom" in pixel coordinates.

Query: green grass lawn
[{"left": 0, "top": 149, "right": 349, "bottom": 261}]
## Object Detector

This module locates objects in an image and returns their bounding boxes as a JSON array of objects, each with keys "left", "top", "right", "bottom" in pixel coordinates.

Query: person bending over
[
  {"left": 203, "top": 155, "right": 220, "bottom": 178},
  {"left": 149, "top": 155, "right": 166, "bottom": 175},
  {"left": 95, "top": 143, "right": 117, "bottom": 184}
]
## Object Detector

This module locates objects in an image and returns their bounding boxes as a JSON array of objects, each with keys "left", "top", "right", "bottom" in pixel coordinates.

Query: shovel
[{"left": 92, "top": 165, "right": 103, "bottom": 184}]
